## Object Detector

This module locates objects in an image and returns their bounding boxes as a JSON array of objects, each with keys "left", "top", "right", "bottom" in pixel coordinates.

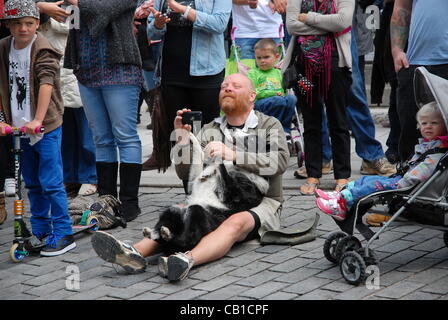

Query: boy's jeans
[
  {"left": 254, "top": 95, "right": 297, "bottom": 133},
  {"left": 79, "top": 84, "right": 142, "bottom": 164},
  {"left": 20, "top": 127, "right": 73, "bottom": 239}
]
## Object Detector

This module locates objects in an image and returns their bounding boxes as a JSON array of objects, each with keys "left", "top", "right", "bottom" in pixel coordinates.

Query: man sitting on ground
[{"left": 90, "top": 73, "right": 289, "bottom": 281}]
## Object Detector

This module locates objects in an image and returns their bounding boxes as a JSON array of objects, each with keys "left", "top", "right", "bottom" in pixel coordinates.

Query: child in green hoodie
[{"left": 247, "top": 38, "right": 297, "bottom": 135}]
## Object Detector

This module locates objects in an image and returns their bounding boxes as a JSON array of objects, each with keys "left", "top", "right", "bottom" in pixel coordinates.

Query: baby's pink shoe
[
  {"left": 315, "top": 188, "right": 341, "bottom": 200},
  {"left": 316, "top": 196, "right": 348, "bottom": 221}
]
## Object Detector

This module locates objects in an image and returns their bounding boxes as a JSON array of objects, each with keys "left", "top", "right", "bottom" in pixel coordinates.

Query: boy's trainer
[{"left": 40, "top": 235, "right": 76, "bottom": 257}]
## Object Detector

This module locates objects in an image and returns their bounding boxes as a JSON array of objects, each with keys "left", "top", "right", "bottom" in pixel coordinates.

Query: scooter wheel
[
  {"left": 86, "top": 216, "right": 100, "bottom": 233},
  {"left": 9, "top": 243, "right": 26, "bottom": 263}
]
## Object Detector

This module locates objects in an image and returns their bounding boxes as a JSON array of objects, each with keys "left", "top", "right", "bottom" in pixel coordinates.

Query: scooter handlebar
[{"left": 5, "top": 126, "right": 45, "bottom": 135}]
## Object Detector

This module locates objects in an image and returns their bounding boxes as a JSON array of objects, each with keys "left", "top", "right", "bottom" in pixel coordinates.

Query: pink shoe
[
  {"left": 316, "top": 197, "right": 347, "bottom": 221},
  {"left": 315, "top": 189, "right": 341, "bottom": 200}
]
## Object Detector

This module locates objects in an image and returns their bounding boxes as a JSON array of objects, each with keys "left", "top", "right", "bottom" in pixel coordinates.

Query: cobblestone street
[{"left": 1, "top": 108, "right": 447, "bottom": 301}]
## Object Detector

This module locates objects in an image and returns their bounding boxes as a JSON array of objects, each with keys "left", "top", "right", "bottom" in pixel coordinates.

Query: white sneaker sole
[
  {"left": 91, "top": 231, "right": 146, "bottom": 273},
  {"left": 40, "top": 242, "right": 77, "bottom": 257}
]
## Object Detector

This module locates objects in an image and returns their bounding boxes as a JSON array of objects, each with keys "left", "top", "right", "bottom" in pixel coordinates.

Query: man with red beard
[{"left": 91, "top": 73, "right": 289, "bottom": 282}]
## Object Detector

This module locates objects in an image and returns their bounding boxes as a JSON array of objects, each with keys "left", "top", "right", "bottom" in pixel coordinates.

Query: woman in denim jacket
[{"left": 142, "top": 0, "right": 231, "bottom": 170}]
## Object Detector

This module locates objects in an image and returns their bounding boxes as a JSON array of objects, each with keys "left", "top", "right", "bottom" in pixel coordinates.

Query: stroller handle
[
  {"left": 230, "top": 26, "right": 237, "bottom": 41},
  {"left": 4, "top": 126, "right": 45, "bottom": 135},
  {"left": 279, "top": 23, "right": 284, "bottom": 39}
]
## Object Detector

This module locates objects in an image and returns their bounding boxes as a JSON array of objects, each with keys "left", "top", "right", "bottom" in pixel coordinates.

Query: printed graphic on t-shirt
[
  {"left": 258, "top": 76, "right": 282, "bottom": 91},
  {"left": 9, "top": 36, "right": 35, "bottom": 128}
]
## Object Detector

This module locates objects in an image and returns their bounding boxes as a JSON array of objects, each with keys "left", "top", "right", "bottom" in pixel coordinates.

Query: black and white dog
[{"left": 144, "top": 133, "right": 269, "bottom": 254}]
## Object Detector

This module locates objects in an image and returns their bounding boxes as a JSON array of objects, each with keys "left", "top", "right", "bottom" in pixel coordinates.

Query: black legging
[
  {"left": 161, "top": 85, "right": 221, "bottom": 135},
  {"left": 295, "top": 54, "right": 352, "bottom": 180}
]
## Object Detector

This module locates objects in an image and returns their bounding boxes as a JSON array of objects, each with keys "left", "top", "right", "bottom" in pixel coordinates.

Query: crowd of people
[{"left": 0, "top": 0, "right": 447, "bottom": 281}]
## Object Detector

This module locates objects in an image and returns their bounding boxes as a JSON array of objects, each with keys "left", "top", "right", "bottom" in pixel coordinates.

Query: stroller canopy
[{"left": 414, "top": 67, "right": 448, "bottom": 129}]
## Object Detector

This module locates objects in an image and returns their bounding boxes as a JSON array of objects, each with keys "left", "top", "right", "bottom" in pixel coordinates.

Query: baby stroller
[
  {"left": 322, "top": 67, "right": 448, "bottom": 285},
  {"left": 225, "top": 25, "right": 305, "bottom": 168}
]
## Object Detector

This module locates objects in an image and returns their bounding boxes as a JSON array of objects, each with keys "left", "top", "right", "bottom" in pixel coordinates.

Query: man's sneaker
[
  {"left": 166, "top": 252, "right": 194, "bottom": 281},
  {"left": 362, "top": 213, "right": 391, "bottom": 227},
  {"left": 316, "top": 197, "right": 347, "bottom": 221},
  {"left": 0, "top": 191, "right": 6, "bottom": 225},
  {"left": 4, "top": 178, "right": 15, "bottom": 197},
  {"left": 91, "top": 231, "right": 146, "bottom": 273},
  {"left": 294, "top": 162, "right": 333, "bottom": 179},
  {"left": 360, "top": 157, "right": 397, "bottom": 176},
  {"left": 40, "top": 234, "right": 76, "bottom": 257}
]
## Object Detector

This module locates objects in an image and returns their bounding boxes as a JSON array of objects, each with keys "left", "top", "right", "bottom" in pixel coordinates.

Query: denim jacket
[{"left": 147, "top": 0, "right": 231, "bottom": 77}]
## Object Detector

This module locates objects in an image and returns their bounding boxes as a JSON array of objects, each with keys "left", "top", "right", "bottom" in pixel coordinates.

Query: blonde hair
[
  {"left": 254, "top": 38, "right": 278, "bottom": 55},
  {"left": 416, "top": 102, "right": 442, "bottom": 123}
]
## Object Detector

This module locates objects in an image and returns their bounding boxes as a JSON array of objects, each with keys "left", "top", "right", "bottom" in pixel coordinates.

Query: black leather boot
[
  {"left": 96, "top": 162, "right": 118, "bottom": 198},
  {"left": 119, "top": 163, "right": 142, "bottom": 222}
]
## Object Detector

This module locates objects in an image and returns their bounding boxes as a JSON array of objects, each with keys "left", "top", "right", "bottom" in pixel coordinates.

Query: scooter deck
[{"left": 72, "top": 222, "right": 98, "bottom": 235}]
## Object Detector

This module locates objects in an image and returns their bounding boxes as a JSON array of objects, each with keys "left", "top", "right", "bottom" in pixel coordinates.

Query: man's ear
[{"left": 249, "top": 90, "right": 256, "bottom": 103}]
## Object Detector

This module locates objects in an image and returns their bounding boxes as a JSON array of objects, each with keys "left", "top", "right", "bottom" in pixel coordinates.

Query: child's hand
[
  {"left": 0, "top": 122, "right": 11, "bottom": 136},
  {"left": 276, "top": 92, "right": 283, "bottom": 96},
  {"left": 23, "top": 120, "right": 42, "bottom": 135}
]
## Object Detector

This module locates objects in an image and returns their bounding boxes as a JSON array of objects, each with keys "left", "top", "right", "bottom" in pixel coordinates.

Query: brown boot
[
  {"left": 0, "top": 191, "right": 7, "bottom": 225},
  {"left": 142, "top": 153, "right": 159, "bottom": 171}
]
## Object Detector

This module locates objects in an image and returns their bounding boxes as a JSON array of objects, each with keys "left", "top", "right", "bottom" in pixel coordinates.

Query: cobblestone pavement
[{"left": 1, "top": 107, "right": 447, "bottom": 301}]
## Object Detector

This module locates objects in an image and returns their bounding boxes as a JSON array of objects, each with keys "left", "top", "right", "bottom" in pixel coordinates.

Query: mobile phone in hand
[{"left": 182, "top": 111, "right": 202, "bottom": 135}]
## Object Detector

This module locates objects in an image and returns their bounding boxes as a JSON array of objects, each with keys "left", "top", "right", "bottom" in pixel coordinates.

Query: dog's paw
[
  {"left": 160, "top": 226, "right": 173, "bottom": 241},
  {"left": 142, "top": 227, "right": 160, "bottom": 240}
]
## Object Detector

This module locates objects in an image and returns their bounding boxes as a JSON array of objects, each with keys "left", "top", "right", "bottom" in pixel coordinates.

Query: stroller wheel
[
  {"left": 444, "top": 232, "right": 448, "bottom": 248},
  {"left": 340, "top": 251, "right": 367, "bottom": 285},
  {"left": 335, "top": 236, "right": 362, "bottom": 261},
  {"left": 323, "top": 231, "right": 347, "bottom": 263}
]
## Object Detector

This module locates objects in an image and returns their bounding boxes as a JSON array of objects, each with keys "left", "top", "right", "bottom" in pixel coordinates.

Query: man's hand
[
  {"left": 174, "top": 109, "right": 192, "bottom": 145},
  {"left": 23, "top": 119, "right": 43, "bottom": 135},
  {"left": 36, "top": 1, "right": 71, "bottom": 23},
  {"left": 390, "top": 0, "right": 412, "bottom": 73},
  {"left": 204, "top": 141, "right": 236, "bottom": 162},
  {"left": 0, "top": 122, "right": 11, "bottom": 136},
  {"left": 391, "top": 48, "right": 410, "bottom": 73},
  {"left": 149, "top": 7, "right": 171, "bottom": 29}
]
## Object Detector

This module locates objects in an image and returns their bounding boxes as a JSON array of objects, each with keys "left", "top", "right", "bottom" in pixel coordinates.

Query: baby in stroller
[
  {"left": 247, "top": 38, "right": 297, "bottom": 138},
  {"left": 314, "top": 101, "right": 448, "bottom": 222}
]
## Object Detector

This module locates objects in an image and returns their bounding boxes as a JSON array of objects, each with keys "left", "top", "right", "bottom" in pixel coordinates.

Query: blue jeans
[
  {"left": 255, "top": 95, "right": 296, "bottom": 133},
  {"left": 235, "top": 38, "right": 281, "bottom": 59},
  {"left": 322, "top": 29, "right": 385, "bottom": 162},
  {"left": 143, "top": 42, "right": 161, "bottom": 90},
  {"left": 79, "top": 84, "right": 142, "bottom": 164},
  {"left": 62, "top": 107, "right": 97, "bottom": 184},
  {"left": 20, "top": 127, "right": 73, "bottom": 239},
  {"left": 343, "top": 175, "right": 401, "bottom": 208}
]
